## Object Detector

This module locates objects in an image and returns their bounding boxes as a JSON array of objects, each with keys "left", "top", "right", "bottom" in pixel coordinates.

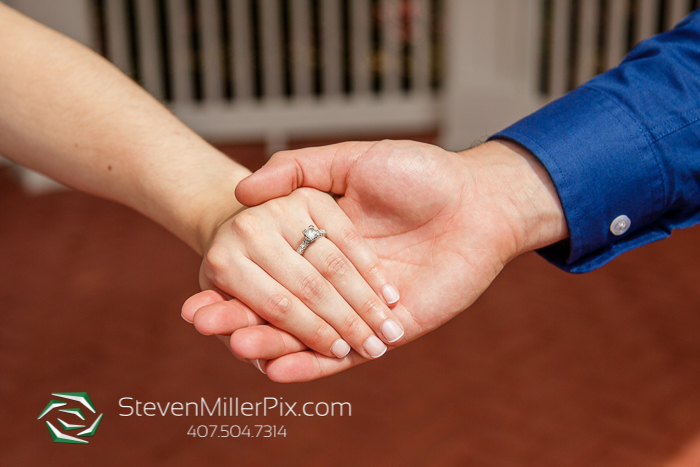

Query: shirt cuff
[{"left": 490, "top": 86, "right": 666, "bottom": 273}]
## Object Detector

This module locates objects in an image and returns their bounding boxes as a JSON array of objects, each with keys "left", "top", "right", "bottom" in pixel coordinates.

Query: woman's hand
[
  {"left": 182, "top": 188, "right": 405, "bottom": 363},
  {"left": 0, "top": 4, "right": 410, "bottom": 373}
]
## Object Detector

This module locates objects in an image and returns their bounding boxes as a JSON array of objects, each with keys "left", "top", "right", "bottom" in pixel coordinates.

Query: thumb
[{"left": 235, "top": 141, "right": 370, "bottom": 206}]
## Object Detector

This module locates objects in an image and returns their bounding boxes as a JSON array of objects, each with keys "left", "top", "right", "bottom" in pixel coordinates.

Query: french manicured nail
[
  {"left": 364, "top": 336, "right": 387, "bottom": 358},
  {"left": 252, "top": 359, "right": 266, "bottom": 374},
  {"left": 381, "top": 284, "right": 400, "bottom": 305},
  {"left": 181, "top": 309, "right": 195, "bottom": 323},
  {"left": 331, "top": 339, "right": 351, "bottom": 358},
  {"left": 380, "top": 319, "right": 404, "bottom": 343}
]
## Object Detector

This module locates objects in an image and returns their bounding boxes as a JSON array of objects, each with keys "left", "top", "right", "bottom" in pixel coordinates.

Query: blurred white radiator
[
  {"left": 5, "top": 0, "right": 699, "bottom": 192},
  {"left": 97, "top": 0, "right": 442, "bottom": 149}
]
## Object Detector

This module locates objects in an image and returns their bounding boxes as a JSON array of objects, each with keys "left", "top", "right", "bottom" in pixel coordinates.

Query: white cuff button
[{"left": 610, "top": 215, "right": 631, "bottom": 236}]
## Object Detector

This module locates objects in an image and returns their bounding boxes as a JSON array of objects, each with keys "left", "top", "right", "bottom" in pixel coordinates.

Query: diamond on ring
[{"left": 297, "top": 225, "right": 326, "bottom": 255}]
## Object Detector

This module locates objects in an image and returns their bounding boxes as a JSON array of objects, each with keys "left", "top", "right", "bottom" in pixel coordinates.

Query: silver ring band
[{"left": 297, "top": 225, "right": 326, "bottom": 255}]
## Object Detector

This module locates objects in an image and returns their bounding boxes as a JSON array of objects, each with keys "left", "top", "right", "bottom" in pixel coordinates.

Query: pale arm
[
  {"left": 0, "top": 3, "right": 403, "bottom": 360},
  {"left": 0, "top": 2, "right": 248, "bottom": 253}
]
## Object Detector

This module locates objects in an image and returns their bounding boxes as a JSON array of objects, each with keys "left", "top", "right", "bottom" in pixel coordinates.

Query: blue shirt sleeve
[{"left": 490, "top": 9, "right": 700, "bottom": 273}]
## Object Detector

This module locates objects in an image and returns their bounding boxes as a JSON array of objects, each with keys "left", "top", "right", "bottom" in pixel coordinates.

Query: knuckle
[
  {"left": 262, "top": 294, "right": 292, "bottom": 321},
  {"left": 308, "top": 322, "right": 330, "bottom": 348},
  {"left": 272, "top": 149, "right": 292, "bottom": 159},
  {"left": 230, "top": 211, "right": 260, "bottom": 237},
  {"left": 265, "top": 198, "right": 285, "bottom": 216},
  {"left": 204, "top": 244, "right": 229, "bottom": 275},
  {"left": 338, "top": 312, "right": 363, "bottom": 338},
  {"left": 297, "top": 272, "right": 327, "bottom": 304},
  {"left": 339, "top": 228, "right": 361, "bottom": 249},
  {"left": 293, "top": 187, "right": 315, "bottom": 200},
  {"left": 359, "top": 297, "right": 385, "bottom": 321},
  {"left": 364, "top": 261, "right": 383, "bottom": 281},
  {"left": 322, "top": 253, "right": 350, "bottom": 282}
]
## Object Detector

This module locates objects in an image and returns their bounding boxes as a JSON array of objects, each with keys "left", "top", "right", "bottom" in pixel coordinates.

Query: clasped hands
[{"left": 181, "top": 139, "right": 568, "bottom": 383}]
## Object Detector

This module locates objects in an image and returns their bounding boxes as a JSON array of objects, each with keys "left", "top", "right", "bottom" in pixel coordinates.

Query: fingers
[
  {"left": 230, "top": 324, "right": 308, "bottom": 360},
  {"left": 183, "top": 289, "right": 310, "bottom": 363},
  {"left": 214, "top": 334, "right": 248, "bottom": 364},
  {"left": 191, "top": 298, "right": 267, "bottom": 335},
  {"left": 198, "top": 187, "right": 403, "bottom": 366},
  {"left": 244, "top": 229, "right": 384, "bottom": 360},
  {"left": 212, "top": 253, "right": 357, "bottom": 359},
  {"left": 202, "top": 189, "right": 403, "bottom": 360},
  {"left": 183, "top": 291, "right": 316, "bottom": 377},
  {"left": 305, "top": 193, "right": 404, "bottom": 342},
  {"left": 298, "top": 231, "right": 403, "bottom": 353},
  {"left": 181, "top": 289, "right": 228, "bottom": 323},
  {"left": 234, "top": 141, "right": 375, "bottom": 206},
  {"left": 191, "top": 300, "right": 378, "bottom": 382},
  {"left": 227, "top": 324, "right": 368, "bottom": 382},
  {"left": 214, "top": 335, "right": 268, "bottom": 375},
  {"left": 265, "top": 349, "right": 368, "bottom": 383},
  {"left": 204, "top": 305, "right": 311, "bottom": 375}
]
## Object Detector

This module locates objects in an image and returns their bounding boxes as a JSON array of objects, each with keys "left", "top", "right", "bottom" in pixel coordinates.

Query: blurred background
[{"left": 2, "top": 0, "right": 700, "bottom": 465}]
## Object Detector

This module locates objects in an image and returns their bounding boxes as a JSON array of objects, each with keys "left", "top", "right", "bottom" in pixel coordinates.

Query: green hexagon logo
[{"left": 37, "top": 392, "right": 103, "bottom": 444}]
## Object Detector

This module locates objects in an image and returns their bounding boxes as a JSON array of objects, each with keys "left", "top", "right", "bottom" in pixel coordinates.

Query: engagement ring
[{"left": 297, "top": 225, "right": 326, "bottom": 255}]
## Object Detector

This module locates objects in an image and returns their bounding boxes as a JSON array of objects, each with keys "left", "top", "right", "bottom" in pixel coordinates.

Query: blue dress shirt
[{"left": 491, "top": 9, "right": 700, "bottom": 273}]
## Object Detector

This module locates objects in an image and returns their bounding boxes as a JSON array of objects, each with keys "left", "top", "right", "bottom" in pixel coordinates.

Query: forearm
[{"left": 0, "top": 3, "right": 249, "bottom": 254}]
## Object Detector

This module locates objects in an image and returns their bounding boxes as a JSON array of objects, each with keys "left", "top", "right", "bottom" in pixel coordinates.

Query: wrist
[
  {"left": 186, "top": 161, "right": 251, "bottom": 256},
  {"left": 138, "top": 144, "right": 251, "bottom": 256},
  {"left": 458, "top": 140, "right": 568, "bottom": 258}
]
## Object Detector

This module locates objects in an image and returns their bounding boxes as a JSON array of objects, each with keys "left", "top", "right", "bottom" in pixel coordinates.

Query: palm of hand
[{"left": 332, "top": 141, "right": 516, "bottom": 343}]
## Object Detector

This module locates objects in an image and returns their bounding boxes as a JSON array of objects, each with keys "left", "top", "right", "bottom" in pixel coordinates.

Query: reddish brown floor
[{"left": 3, "top": 138, "right": 700, "bottom": 466}]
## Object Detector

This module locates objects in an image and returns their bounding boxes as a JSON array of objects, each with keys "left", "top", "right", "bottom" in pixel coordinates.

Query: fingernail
[
  {"left": 181, "top": 309, "right": 196, "bottom": 323},
  {"left": 380, "top": 319, "right": 404, "bottom": 343},
  {"left": 252, "top": 359, "right": 267, "bottom": 374},
  {"left": 381, "top": 284, "right": 400, "bottom": 305},
  {"left": 331, "top": 339, "right": 351, "bottom": 358},
  {"left": 363, "top": 336, "right": 387, "bottom": 358}
]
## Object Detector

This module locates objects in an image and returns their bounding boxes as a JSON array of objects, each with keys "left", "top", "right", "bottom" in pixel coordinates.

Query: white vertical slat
[
  {"left": 197, "top": 0, "right": 223, "bottom": 102},
  {"left": 549, "top": 0, "right": 572, "bottom": 97},
  {"left": 230, "top": 0, "right": 253, "bottom": 101},
  {"left": 351, "top": 0, "right": 372, "bottom": 95},
  {"left": 134, "top": 0, "right": 163, "bottom": 100},
  {"left": 574, "top": 0, "right": 599, "bottom": 87},
  {"left": 665, "top": 0, "right": 688, "bottom": 30},
  {"left": 259, "top": 0, "right": 283, "bottom": 99},
  {"left": 381, "top": 0, "right": 402, "bottom": 94},
  {"left": 12, "top": 0, "right": 97, "bottom": 48},
  {"left": 104, "top": 0, "right": 132, "bottom": 76},
  {"left": 440, "top": 0, "right": 541, "bottom": 150},
  {"left": 411, "top": 0, "right": 431, "bottom": 94},
  {"left": 494, "top": 0, "right": 534, "bottom": 84},
  {"left": 290, "top": 0, "right": 312, "bottom": 97},
  {"left": 605, "top": 0, "right": 628, "bottom": 70},
  {"left": 7, "top": 0, "right": 95, "bottom": 195},
  {"left": 635, "top": 0, "right": 659, "bottom": 43},
  {"left": 518, "top": 0, "right": 543, "bottom": 97},
  {"left": 165, "top": 0, "right": 192, "bottom": 103},
  {"left": 321, "top": 0, "right": 343, "bottom": 96}
]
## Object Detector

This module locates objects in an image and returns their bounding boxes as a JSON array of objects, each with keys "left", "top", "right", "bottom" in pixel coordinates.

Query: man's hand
[{"left": 184, "top": 140, "right": 568, "bottom": 382}]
